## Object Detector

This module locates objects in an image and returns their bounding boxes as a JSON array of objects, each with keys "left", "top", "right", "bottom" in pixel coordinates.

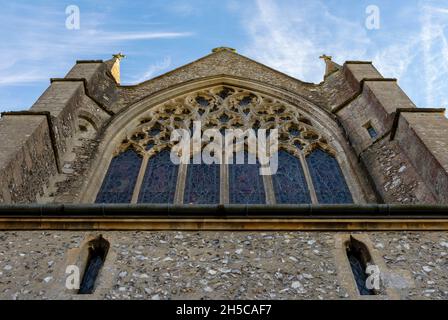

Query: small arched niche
[{"left": 81, "top": 81, "right": 370, "bottom": 204}]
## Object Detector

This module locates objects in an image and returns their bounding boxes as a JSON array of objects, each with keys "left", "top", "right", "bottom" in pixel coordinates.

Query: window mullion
[
  {"left": 262, "top": 174, "right": 276, "bottom": 204},
  {"left": 221, "top": 162, "right": 229, "bottom": 204},
  {"left": 299, "top": 152, "right": 318, "bottom": 204},
  {"left": 174, "top": 163, "right": 188, "bottom": 204},
  {"left": 131, "top": 154, "right": 149, "bottom": 203}
]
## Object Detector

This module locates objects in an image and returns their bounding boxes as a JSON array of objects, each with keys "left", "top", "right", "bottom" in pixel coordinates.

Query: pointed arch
[{"left": 81, "top": 77, "right": 370, "bottom": 204}]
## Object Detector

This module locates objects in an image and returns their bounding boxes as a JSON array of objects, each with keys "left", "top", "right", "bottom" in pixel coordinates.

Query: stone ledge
[{"left": 1, "top": 218, "right": 448, "bottom": 231}]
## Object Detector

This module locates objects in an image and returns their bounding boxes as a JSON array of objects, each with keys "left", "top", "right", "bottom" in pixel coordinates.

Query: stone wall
[
  {"left": 395, "top": 112, "right": 448, "bottom": 203},
  {"left": 335, "top": 61, "right": 448, "bottom": 204},
  {"left": 115, "top": 50, "right": 328, "bottom": 113},
  {"left": 1, "top": 50, "right": 448, "bottom": 206},
  {"left": 0, "top": 115, "right": 58, "bottom": 203},
  {"left": 0, "top": 231, "right": 447, "bottom": 300},
  {"left": 0, "top": 59, "right": 115, "bottom": 204}
]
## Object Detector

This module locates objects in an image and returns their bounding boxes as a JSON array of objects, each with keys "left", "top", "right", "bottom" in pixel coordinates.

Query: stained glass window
[
  {"left": 306, "top": 149, "right": 353, "bottom": 204},
  {"left": 95, "top": 149, "right": 142, "bottom": 203},
  {"left": 229, "top": 151, "right": 266, "bottom": 204},
  {"left": 272, "top": 151, "right": 311, "bottom": 204},
  {"left": 184, "top": 163, "right": 220, "bottom": 204},
  {"left": 138, "top": 150, "right": 179, "bottom": 203}
]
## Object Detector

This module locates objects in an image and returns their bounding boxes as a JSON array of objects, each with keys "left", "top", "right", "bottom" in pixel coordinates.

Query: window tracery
[{"left": 96, "top": 85, "right": 354, "bottom": 205}]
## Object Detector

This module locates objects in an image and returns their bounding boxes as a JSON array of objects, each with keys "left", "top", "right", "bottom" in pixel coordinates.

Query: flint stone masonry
[
  {"left": 395, "top": 112, "right": 448, "bottom": 203},
  {"left": 360, "top": 139, "right": 435, "bottom": 204},
  {"left": 115, "top": 50, "right": 329, "bottom": 113},
  {"left": 0, "top": 231, "right": 447, "bottom": 300},
  {"left": 321, "top": 68, "right": 357, "bottom": 111}
]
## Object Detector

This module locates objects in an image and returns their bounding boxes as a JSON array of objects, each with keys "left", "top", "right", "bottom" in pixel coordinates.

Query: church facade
[{"left": 0, "top": 47, "right": 448, "bottom": 299}]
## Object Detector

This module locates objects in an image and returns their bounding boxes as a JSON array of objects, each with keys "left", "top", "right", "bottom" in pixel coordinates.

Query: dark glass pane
[
  {"left": 219, "top": 87, "right": 232, "bottom": 100},
  {"left": 95, "top": 150, "right": 142, "bottom": 203},
  {"left": 219, "top": 113, "right": 230, "bottom": 123},
  {"left": 196, "top": 96, "right": 209, "bottom": 107},
  {"left": 239, "top": 95, "right": 253, "bottom": 106},
  {"left": 347, "top": 254, "right": 374, "bottom": 295},
  {"left": 367, "top": 126, "right": 378, "bottom": 139},
  {"left": 289, "top": 128, "right": 300, "bottom": 136},
  {"left": 306, "top": 149, "right": 353, "bottom": 204},
  {"left": 146, "top": 141, "right": 155, "bottom": 150},
  {"left": 272, "top": 151, "right": 311, "bottom": 204},
  {"left": 138, "top": 150, "right": 179, "bottom": 203},
  {"left": 294, "top": 141, "right": 303, "bottom": 150},
  {"left": 184, "top": 163, "right": 220, "bottom": 204},
  {"left": 148, "top": 122, "right": 162, "bottom": 136},
  {"left": 229, "top": 152, "right": 266, "bottom": 204}
]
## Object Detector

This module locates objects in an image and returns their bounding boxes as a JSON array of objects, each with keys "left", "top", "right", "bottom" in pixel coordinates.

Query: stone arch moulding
[{"left": 79, "top": 75, "right": 372, "bottom": 204}]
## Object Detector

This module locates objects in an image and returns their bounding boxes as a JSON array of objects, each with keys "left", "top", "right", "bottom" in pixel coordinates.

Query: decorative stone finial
[
  {"left": 319, "top": 54, "right": 332, "bottom": 61},
  {"left": 319, "top": 54, "right": 340, "bottom": 80},
  {"left": 113, "top": 53, "right": 126, "bottom": 60},
  {"left": 212, "top": 47, "right": 237, "bottom": 53}
]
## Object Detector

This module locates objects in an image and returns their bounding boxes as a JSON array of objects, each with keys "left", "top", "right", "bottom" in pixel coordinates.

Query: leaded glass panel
[
  {"left": 229, "top": 152, "right": 266, "bottom": 204},
  {"left": 95, "top": 149, "right": 142, "bottom": 203},
  {"left": 184, "top": 163, "right": 220, "bottom": 204},
  {"left": 138, "top": 150, "right": 179, "bottom": 203},
  {"left": 272, "top": 151, "right": 311, "bottom": 204},
  {"left": 306, "top": 149, "right": 353, "bottom": 204}
]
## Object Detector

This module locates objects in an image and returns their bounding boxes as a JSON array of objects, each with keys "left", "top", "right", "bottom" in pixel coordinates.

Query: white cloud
[
  {"left": 132, "top": 56, "right": 172, "bottom": 84},
  {"left": 420, "top": 5, "right": 448, "bottom": 107},
  {"left": 240, "top": 0, "right": 448, "bottom": 111},
  {"left": 0, "top": 72, "right": 48, "bottom": 86},
  {"left": 242, "top": 0, "right": 369, "bottom": 83},
  {"left": 96, "top": 31, "right": 193, "bottom": 42},
  {"left": 0, "top": 5, "right": 193, "bottom": 87}
]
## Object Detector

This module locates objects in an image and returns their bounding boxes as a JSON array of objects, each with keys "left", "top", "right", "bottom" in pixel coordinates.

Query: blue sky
[{"left": 1, "top": 0, "right": 448, "bottom": 112}]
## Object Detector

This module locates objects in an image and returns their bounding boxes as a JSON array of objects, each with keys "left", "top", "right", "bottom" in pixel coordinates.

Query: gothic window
[
  {"left": 138, "top": 150, "right": 179, "bottom": 203},
  {"left": 95, "top": 149, "right": 142, "bottom": 203},
  {"left": 229, "top": 151, "right": 266, "bottom": 204},
  {"left": 306, "top": 149, "right": 353, "bottom": 204},
  {"left": 94, "top": 85, "right": 358, "bottom": 205},
  {"left": 273, "top": 150, "right": 311, "bottom": 204},
  {"left": 184, "top": 163, "right": 220, "bottom": 204}
]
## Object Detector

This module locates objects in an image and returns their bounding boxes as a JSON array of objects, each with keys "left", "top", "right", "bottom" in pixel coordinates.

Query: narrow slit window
[
  {"left": 365, "top": 123, "right": 378, "bottom": 139},
  {"left": 345, "top": 236, "right": 376, "bottom": 296},
  {"left": 78, "top": 235, "right": 110, "bottom": 294}
]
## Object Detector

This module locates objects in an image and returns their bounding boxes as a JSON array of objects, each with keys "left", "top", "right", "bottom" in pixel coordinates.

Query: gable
[{"left": 115, "top": 48, "right": 330, "bottom": 114}]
